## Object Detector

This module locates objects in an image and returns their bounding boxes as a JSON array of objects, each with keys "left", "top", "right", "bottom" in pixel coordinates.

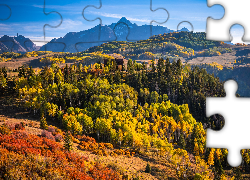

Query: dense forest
[
  {"left": 197, "top": 63, "right": 250, "bottom": 97},
  {"left": 1, "top": 53, "right": 249, "bottom": 179}
]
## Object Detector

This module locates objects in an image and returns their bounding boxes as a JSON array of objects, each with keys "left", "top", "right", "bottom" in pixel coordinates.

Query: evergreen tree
[
  {"left": 114, "top": 70, "right": 121, "bottom": 84},
  {"left": 64, "top": 131, "right": 73, "bottom": 151},
  {"left": 213, "top": 158, "right": 225, "bottom": 179},
  {"left": 233, "top": 167, "right": 242, "bottom": 180},
  {"left": 2, "top": 67, "right": 7, "bottom": 78},
  {"left": 176, "top": 59, "right": 183, "bottom": 76},
  {"left": 127, "top": 59, "right": 134, "bottom": 74},
  {"left": 142, "top": 62, "right": 146, "bottom": 70},
  {"left": 151, "top": 58, "right": 156, "bottom": 72},
  {"left": 145, "top": 163, "right": 151, "bottom": 173},
  {"left": 178, "top": 132, "right": 186, "bottom": 150},
  {"left": 157, "top": 57, "right": 164, "bottom": 78},
  {"left": 40, "top": 116, "right": 48, "bottom": 130}
]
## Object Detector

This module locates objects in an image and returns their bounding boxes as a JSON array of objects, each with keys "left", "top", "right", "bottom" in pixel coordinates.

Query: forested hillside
[
  {"left": 1, "top": 55, "right": 249, "bottom": 179},
  {"left": 85, "top": 32, "right": 232, "bottom": 61},
  {"left": 197, "top": 63, "right": 250, "bottom": 97}
]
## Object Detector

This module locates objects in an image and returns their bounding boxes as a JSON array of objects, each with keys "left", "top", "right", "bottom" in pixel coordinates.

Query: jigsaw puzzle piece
[
  {"left": 206, "top": 80, "right": 250, "bottom": 167},
  {"left": 206, "top": 0, "right": 250, "bottom": 41}
]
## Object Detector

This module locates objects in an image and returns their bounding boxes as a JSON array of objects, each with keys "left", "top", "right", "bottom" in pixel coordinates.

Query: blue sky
[{"left": 0, "top": 0, "right": 244, "bottom": 46}]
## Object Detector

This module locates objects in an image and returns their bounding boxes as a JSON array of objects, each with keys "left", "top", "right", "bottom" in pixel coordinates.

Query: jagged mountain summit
[
  {"left": 0, "top": 34, "right": 39, "bottom": 53},
  {"left": 39, "top": 17, "right": 178, "bottom": 53},
  {"left": 177, "top": 27, "right": 189, "bottom": 32}
]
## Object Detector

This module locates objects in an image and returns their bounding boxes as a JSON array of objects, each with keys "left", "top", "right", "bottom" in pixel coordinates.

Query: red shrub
[
  {"left": 77, "top": 135, "right": 96, "bottom": 143},
  {"left": 55, "top": 134, "right": 63, "bottom": 142},
  {"left": 15, "top": 122, "right": 25, "bottom": 130},
  {"left": 0, "top": 124, "right": 122, "bottom": 179},
  {"left": 47, "top": 126, "right": 56, "bottom": 133},
  {"left": 41, "top": 130, "right": 55, "bottom": 141}
]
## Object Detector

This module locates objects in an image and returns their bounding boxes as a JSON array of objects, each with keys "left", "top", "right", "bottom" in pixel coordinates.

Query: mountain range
[
  {"left": 40, "top": 17, "right": 191, "bottom": 52},
  {"left": 0, "top": 34, "right": 39, "bottom": 53},
  {"left": 40, "top": 17, "right": 187, "bottom": 53},
  {"left": 0, "top": 17, "right": 189, "bottom": 53}
]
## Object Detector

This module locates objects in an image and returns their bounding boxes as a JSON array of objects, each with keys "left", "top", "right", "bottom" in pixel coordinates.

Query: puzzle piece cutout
[
  {"left": 206, "top": 79, "right": 250, "bottom": 167},
  {"left": 206, "top": 0, "right": 250, "bottom": 42}
]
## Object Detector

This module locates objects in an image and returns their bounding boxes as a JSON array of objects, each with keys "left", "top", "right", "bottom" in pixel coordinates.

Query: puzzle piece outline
[
  {"left": 0, "top": 4, "right": 13, "bottom": 53},
  {"left": 174, "top": 21, "right": 209, "bottom": 62},
  {"left": 0, "top": 4, "right": 11, "bottom": 21},
  {"left": 0, "top": 40, "right": 15, "bottom": 52},
  {"left": 43, "top": 0, "right": 63, "bottom": 42},
  {"left": 206, "top": 79, "right": 250, "bottom": 167}
]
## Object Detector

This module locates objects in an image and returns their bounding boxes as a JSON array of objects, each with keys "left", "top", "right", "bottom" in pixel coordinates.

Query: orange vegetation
[{"left": 0, "top": 123, "right": 121, "bottom": 179}]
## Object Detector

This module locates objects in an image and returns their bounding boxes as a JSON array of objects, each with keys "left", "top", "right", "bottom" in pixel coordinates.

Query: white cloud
[
  {"left": 62, "top": 19, "right": 83, "bottom": 26},
  {"left": 32, "top": 4, "right": 82, "bottom": 15},
  {"left": 32, "top": 4, "right": 76, "bottom": 11},
  {"left": 44, "top": 19, "right": 85, "bottom": 34},
  {"left": 0, "top": 23, "right": 12, "bottom": 31}
]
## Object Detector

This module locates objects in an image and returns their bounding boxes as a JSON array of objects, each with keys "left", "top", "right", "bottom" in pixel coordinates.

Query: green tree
[
  {"left": 64, "top": 131, "right": 73, "bottom": 151},
  {"left": 40, "top": 116, "right": 48, "bottom": 130},
  {"left": 151, "top": 58, "right": 156, "bottom": 72},
  {"left": 145, "top": 163, "right": 151, "bottom": 173},
  {"left": 127, "top": 59, "right": 134, "bottom": 74}
]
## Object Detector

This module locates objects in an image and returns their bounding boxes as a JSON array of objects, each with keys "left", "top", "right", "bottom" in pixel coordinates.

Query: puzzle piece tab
[
  {"left": 206, "top": 0, "right": 250, "bottom": 41},
  {"left": 206, "top": 80, "right": 250, "bottom": 167},
  {"left": 0, "top": 4, "right": 11, "bottom": 21},
  {"left": 43, "top": 0, "right": 63, "bottom": 42}
]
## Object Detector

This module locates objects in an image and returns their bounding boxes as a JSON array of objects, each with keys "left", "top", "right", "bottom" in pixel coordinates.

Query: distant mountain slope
[
  {"left": 39, "top": 17, "right": 176, "bottom": 53},
  {"left": 84, "top": 31, "right": 230, "bottom": 60},
  {"left": 0, "top": 35, "right": 39, "bottom": 53}
]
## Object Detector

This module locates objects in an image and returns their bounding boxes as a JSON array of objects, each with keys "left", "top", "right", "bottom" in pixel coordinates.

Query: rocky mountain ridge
[
  {"left": 39, "top": 17, "right": 188, "bottom": 53},
  {"left": 0, "top": 35, "right": 39, "bottom": 53}
]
